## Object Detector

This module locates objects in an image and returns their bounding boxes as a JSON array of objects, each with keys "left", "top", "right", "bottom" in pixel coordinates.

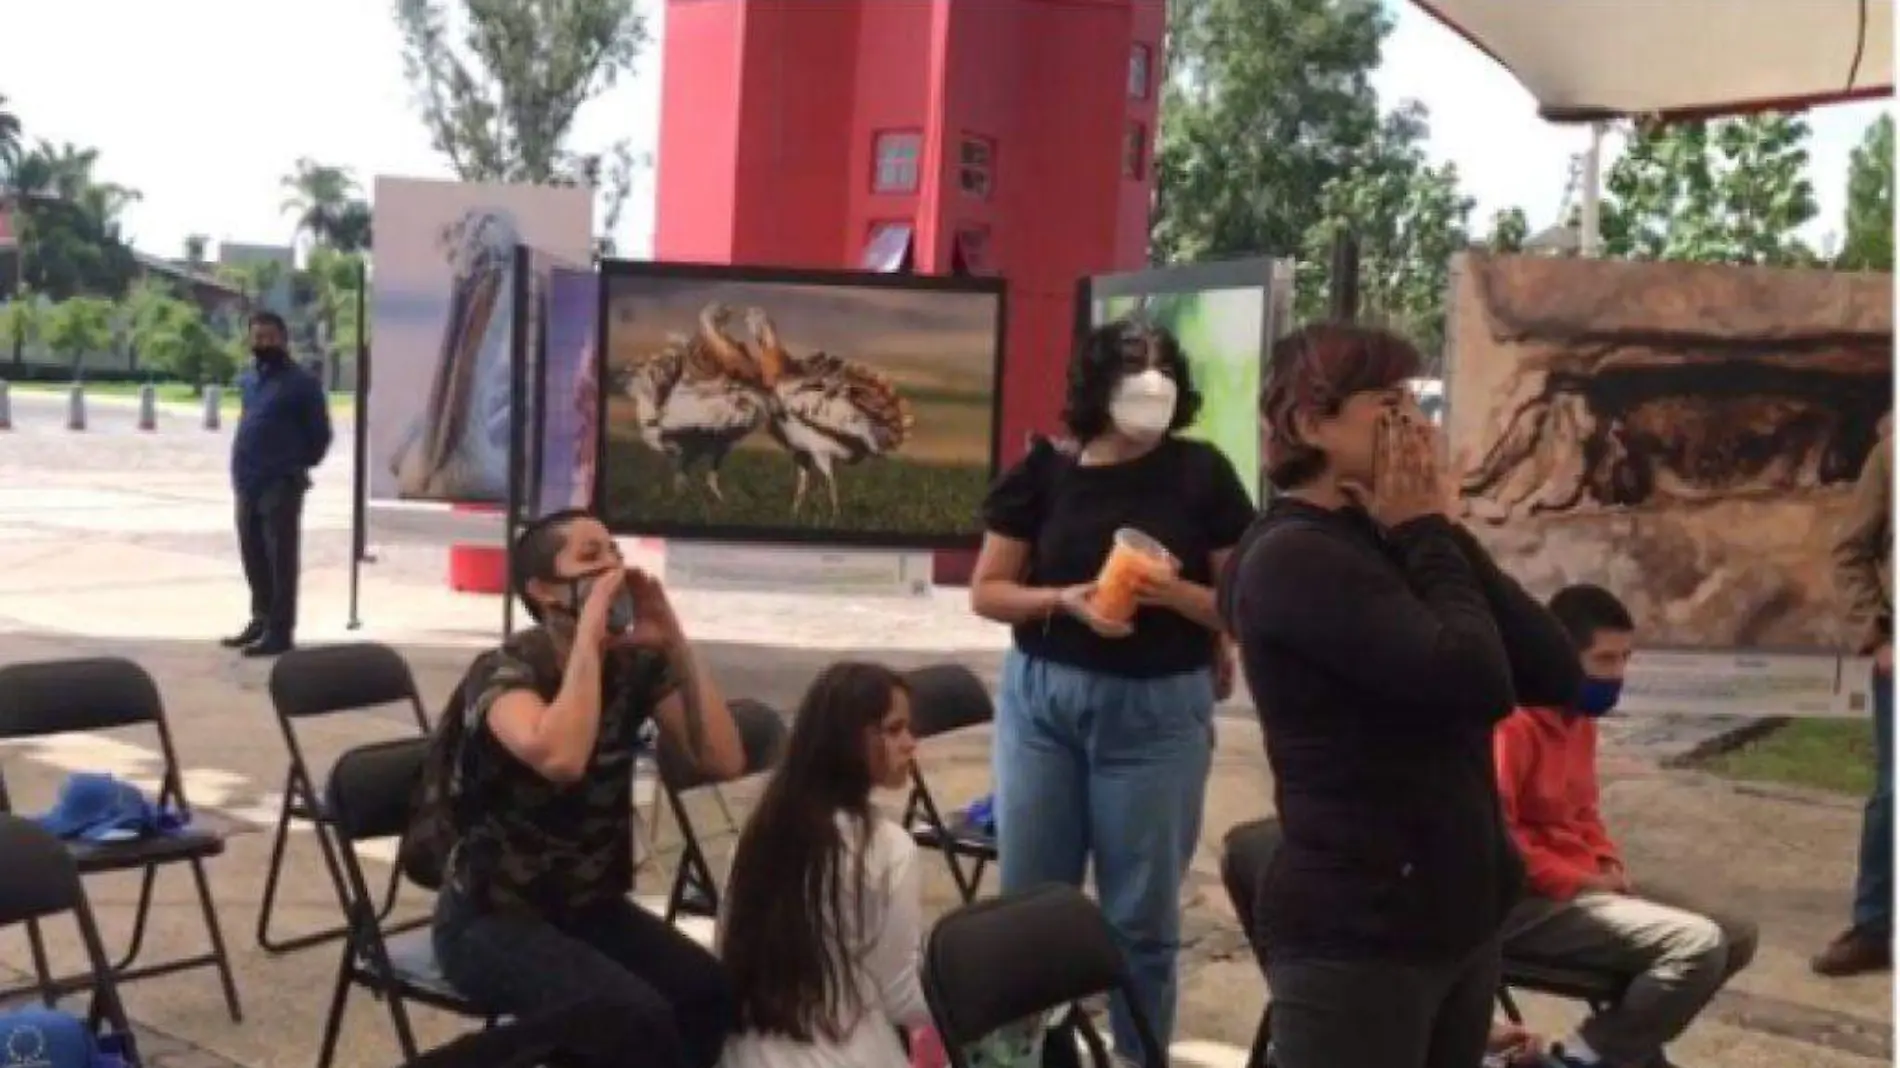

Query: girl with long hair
[{"left": 719, "top": 662, "right": 926, "bottom": 1068}]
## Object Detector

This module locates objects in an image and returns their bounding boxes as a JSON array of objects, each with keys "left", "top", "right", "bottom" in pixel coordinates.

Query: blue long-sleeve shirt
[{"left": 232, "top": 356, "right": 332, "bottom": 496}]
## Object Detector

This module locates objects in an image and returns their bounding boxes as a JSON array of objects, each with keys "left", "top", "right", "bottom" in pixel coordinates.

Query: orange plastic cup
[{"left": 1089, "top": 528, "right": 1179, "bottom": 626}]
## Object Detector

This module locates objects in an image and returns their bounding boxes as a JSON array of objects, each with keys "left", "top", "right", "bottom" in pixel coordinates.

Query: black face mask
[
  {"left": 552, "top": 568, "right": 636, "bottom": 634},
  {"left": 252, "top": 345, "right": 287, "bottom": 362}
]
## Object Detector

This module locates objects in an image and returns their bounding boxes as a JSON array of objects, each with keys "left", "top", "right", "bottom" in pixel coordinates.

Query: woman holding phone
[
  {"left": 1220, "top": 325, "right": 1580, "bottom": 1068},
  {"left": 969, "top": 320, "right": 1256, "bottom": 1063}
]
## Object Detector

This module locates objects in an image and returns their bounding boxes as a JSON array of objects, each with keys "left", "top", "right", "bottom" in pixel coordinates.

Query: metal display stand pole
[
  {"left": 347, "top": 257, "right": 372, "bottom": 630},
  {"left": 501, "top": 244, "right": 533, "bottom": 640}
]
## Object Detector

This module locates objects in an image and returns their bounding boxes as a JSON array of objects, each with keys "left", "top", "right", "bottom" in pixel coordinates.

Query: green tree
[
  {"left": 7, "top": 140, "right": 140, "bottom": 300},
  {"left": 1596, "top": 113, "right": 1819, "bottom": 266},
  {"left": 1485, "top": 207, "right": 1530, "bottom": 253},
  {"left": 1151, "top": 0, "right": 1390, "bottom": 263},
  {"left": 393, "top": 0, "right": 648, "bottom": 253},
  {"left": 303, "top": 246, "right": 369, "bottom": 362},
  {"left": 1295, "top": 102, "right": 1474, "bottom": 365},
  {"left": 0, "top": 292, "right": 43, "bottom": 363},
  {"left": 0, "top": 92, "right": 20, "bottom": 173},
  {"left": 281, "top": 158, "right": 372, "bottom": 253},
  {"left": 1839, "top": 115, "right": 1893, "bottom": 272},
  {"left": 135, "top": 298, "right": 233, "bottom": 392},
  {"left": 41, "top": 295, "right": 116, "bottom": 375}
]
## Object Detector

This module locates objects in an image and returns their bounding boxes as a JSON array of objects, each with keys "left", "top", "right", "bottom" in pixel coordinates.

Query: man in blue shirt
[{"left": 223, "top": 310, "right": 332, "bottom": 657}]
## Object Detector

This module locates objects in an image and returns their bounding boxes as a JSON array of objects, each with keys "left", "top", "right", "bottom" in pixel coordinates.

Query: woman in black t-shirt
[{"left": 970, "top": 321, "right": 1255, "bottom": 1063}]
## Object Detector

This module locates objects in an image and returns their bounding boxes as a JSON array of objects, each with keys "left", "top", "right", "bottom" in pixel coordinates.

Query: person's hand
[
  {"left": 1057, "top": 584, "right": 1134, "bottom": 639},
  {"left": 1213, "top": 639, "right": 1238, "bottom": 702},
  {"left": 1577, "top": 870, "right": 1627, "bottom": 896},
  {"left": 1601, "top": 862, "right": 1634, "bottom": 895},
  {"left": 621, "top": 567, "right": 685, "bottom": 652},
  {"left": 576, "top": 567, "right": 627, "bottom": 651},
  {"left": 1342, "top": 412, "right": 1446, "bottom": 529},
  {"left": 1486, "top": 1022, "right": 1546, "bottom": 1067},
  {"left": 1132, "top": 570, "right": 1184, "bottom": 612}
]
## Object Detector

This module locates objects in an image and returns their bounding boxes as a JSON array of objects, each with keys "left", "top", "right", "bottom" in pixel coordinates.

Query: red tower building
[{"left": 654, "top": 0, "right": 1165, "bottom": 516}]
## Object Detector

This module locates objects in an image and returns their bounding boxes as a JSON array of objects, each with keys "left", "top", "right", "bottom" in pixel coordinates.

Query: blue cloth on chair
[
  {"left": 32, "top": 773, "right": 188, "bottom": 843},
  {"left": 0, "top": 1007, "right": 129, "bottom": 1068},
  {"left": 957, "top": 794, "right": 997, "bottom": 838}
]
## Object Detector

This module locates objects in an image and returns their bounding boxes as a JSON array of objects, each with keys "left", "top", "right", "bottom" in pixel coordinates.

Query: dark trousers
[
  {"left": 433, "top": 892, "right": 734, "bottom": 1068},
  {"left": 1266, "top": 942, "right": 1502, "bottom": 1068},
  {"left": 235, "top": 478, "right": 304, "bottom": 641},
  {"left": 1854, "top": 666, "right": 1894, "bottom": 935}
]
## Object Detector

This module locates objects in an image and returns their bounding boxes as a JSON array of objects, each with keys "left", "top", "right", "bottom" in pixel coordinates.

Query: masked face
[
  {"left": 552, "top": 567, "right": 637, "bottom": 635},
  {"left": 1109, "top": 369, "right": 1177, "bottom": 442},
  {"left": 1575, "top": 675, "right": 1624, "bottom": 718}
]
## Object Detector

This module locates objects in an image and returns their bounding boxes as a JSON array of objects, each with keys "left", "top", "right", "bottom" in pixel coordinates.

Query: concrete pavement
[{"left": 0, "top": 393, "right": 1889, "bottom": 1067}]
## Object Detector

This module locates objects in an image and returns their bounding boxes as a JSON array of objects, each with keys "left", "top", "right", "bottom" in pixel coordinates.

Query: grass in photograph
[
  {"left": 600, "top": 436, "right": 988, "bottom": 538},
  {"left": 1694, "top": 718, "right": 1877, "bottom": 797}
]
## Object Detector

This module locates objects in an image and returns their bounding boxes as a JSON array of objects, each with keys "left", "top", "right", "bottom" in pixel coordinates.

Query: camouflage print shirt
[{"left": 447, "top": 627, "right": 678, "bottom": 915}]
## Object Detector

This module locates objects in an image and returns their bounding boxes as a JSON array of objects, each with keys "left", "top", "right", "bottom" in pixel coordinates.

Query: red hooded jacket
[{"left": 1493, "top": 706, "right": 1621, "bottom": 900}]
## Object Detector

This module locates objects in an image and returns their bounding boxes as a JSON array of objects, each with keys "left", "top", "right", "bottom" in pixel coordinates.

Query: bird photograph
[{"left": 598, "top": 275, "right": 1001, "bottom": 542}]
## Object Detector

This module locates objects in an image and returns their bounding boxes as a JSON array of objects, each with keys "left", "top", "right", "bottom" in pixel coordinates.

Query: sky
[{"left": 0, "top": 0, "right": 1890, "bottom": 263}]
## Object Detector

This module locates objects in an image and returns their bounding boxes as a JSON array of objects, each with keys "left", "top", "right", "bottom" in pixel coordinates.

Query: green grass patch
[
  {"left": 1696, "top": 717, "right": 1877, "bottom": 796},
  {"left": 600, "top": 437, "right": 986, "bottom": 540}
]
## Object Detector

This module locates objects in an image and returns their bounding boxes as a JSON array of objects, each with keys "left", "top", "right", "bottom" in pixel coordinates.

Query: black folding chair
[
  {"left": 1496, "top": 959, "right": 1629, "bottom": 1026},
  {"left": 0, "top": 815, "right": 140, "bottom": 1065},
  {"left": 1218, "top": 819, "right": 1280, "bottom": 1068},
  {"left": 316, "top": 737, "right": 492, "bottom": 1068},
  {"left": 0, "top": 657, "right": 243, "bottom": 1022},
  {"left": 259, "top": 643, "right": 432, "bottom": 955},
  {"left": 923, "top": 883, "right": 1166, "bottom": 1068},
  {"left": 648, "top": 697, "right": 787, "bottom": 923},
  {"left": 898, "top": 664, "right": 997, "bottom": 903}
]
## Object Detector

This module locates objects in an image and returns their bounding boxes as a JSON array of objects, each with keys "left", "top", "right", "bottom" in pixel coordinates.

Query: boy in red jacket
[{"left": 1495, "top": 584, "right": 1757, "bottom": 1068}]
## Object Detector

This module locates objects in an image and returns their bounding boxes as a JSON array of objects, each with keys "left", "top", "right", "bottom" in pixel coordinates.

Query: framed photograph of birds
[{"left": 594, "top": 261, "right": 1007, "bottom": 549}]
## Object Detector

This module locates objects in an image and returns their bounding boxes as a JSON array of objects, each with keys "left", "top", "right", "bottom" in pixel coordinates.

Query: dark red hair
[{"left": 1259, "top": 323, "right": 1422, "bottom": 490}]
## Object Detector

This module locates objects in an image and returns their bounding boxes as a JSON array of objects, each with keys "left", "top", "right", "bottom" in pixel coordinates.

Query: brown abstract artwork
[{"left": 1447, "top": 253, "right": 1893, "bottom": 652}]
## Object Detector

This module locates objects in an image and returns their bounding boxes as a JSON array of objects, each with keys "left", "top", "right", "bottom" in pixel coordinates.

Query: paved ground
[{"left": 0, "top": 392, "right": 1890, "bottom": 1067}]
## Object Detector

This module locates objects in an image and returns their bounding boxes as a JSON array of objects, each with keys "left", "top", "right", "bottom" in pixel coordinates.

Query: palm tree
[
  {"left": 0, "top": 93, "right": 21, "bottom": 175},
  {"left": 281, "top": 158, "right": 361, "bottom": 249}
]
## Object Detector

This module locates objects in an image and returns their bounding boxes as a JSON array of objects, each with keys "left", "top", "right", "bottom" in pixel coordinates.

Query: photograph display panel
[
  {"left": 367, "top": 175, "right": 591, "bottom": 503},
  {"left": 1446, "top": 252, "right": 1894, "bottom": 652},
  {"left": 597, "top": 263, "right": 1006, "bottom": 548},
  {"left": 1087, "top": 258, "right": 1280, "bottom": 503}
]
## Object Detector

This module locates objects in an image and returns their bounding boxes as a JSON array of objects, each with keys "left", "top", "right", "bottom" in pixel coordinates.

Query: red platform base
[{"left": 448, "top": 504, "right": 508, "bottom": 594}]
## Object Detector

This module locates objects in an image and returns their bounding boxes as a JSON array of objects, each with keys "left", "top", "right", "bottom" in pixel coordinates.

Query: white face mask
[{"left": 1108, "top": 369, "right": 1177, "bottom": 442}]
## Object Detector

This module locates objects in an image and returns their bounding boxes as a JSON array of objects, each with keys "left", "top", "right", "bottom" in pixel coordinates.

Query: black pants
[
  {"left": 235, "top": 478, "right": 304, "bottom": 641},
  {"left": 433, "top": 891, "right": 734, "bottom": 1068},
  {"left": 1266, "top": 942, "right": 1501, "bottom": 1068}
]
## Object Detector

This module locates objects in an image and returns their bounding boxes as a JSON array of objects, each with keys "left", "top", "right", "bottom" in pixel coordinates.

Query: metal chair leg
[{"left": 188, "top": 856, "right": 244, "bottom": 1022}]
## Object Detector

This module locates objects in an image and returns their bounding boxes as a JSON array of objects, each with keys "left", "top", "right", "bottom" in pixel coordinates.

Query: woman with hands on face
[
  {"left": 969, "top": 320, "right": 1256, "bottom": 1063},
  {"left": 1219, "top": 325, "right": 1580, "bottom": 1068},
  {"left": 430, "top": 509, "right": 748, "bottom": 1068}
]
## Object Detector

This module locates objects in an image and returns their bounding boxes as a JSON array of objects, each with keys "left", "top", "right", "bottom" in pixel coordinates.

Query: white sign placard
[
  {"left": 1621, "top": 650, "right": 1871, "bottom": 718},
  {"left": 658, "top": 542, "right": 933, "bottom": 599}
]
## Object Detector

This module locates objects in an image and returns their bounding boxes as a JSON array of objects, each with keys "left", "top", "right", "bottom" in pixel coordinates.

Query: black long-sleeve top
[{"left": 1220, "top": 497, "right": 1582, "bottom": 964}]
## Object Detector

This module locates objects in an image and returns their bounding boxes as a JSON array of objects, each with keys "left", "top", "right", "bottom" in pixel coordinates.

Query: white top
[{"left": 719, "top": 813, "right": 929, "bottom": 1068}]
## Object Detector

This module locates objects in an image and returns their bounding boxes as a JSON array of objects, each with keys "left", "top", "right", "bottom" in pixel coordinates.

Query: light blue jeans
[{"left": 993, "top": 649, "right": 1216, "bottom": 1065}]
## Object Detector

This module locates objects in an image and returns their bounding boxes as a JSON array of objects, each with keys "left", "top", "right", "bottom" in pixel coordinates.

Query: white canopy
[{"left": 1413, "top": 0, "right": 1894, "bottom": 122}]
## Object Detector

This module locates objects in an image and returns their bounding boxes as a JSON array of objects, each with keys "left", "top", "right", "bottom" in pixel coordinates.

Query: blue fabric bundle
[
  {"left": 32, "top": 773, "right": 187, "bottom": 843},
  {"left": 957, "top": 794, "right": 997, "bottom": 838},
  {"left": 0, "top": 1007, "right": 131, "bottom": 1068}
]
